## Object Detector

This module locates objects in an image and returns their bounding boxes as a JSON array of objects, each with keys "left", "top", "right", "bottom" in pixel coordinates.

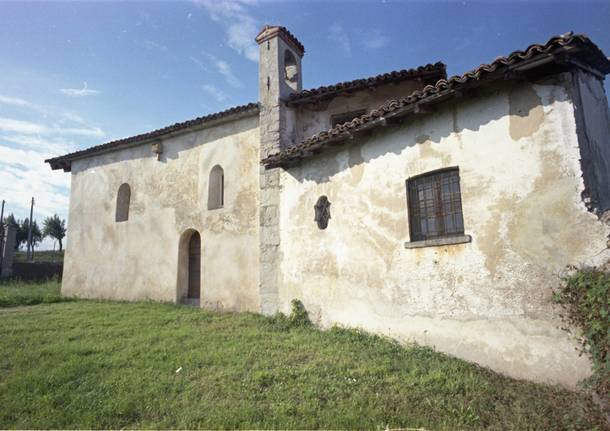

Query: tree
[
  {"left": 21, "top": 218, "right": 42, "bottom": 252},
  {"left": 4, "top": 213, "right": 18, "bottom": 228},
  {"left": 43, "top": 214, "right": 67, "bottom": 251},
  {"left": 3, "top": 215, "right": 44, "bottom": 252},
  {"left": 21, "top": 218, "right": 43, "bottom": 251}
]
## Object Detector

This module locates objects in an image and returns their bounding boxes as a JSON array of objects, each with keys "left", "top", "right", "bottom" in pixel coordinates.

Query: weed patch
[{"left": 554, "top": 266, "right": 610, "bottom": 399}]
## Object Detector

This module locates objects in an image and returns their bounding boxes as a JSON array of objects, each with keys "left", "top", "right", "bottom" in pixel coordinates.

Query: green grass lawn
[
  {"left": 0, "top": 278, "right": 68, "bottom": 307},
  {"left": 0, "top": 281, "right": 607, "bottom": 430}
]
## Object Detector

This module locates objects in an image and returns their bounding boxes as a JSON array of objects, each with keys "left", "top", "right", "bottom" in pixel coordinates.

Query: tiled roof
[
  {"left": 263, "top": 33, "right": 610, "bottom": 168},
  {"left": 255, "top": 25, "right": 305, "bottom": 56},
  {"left": 287, "top": 63, "right": 446, "bottom": 105},
  {"left": 46, "top": 103, "right": 260, "bottom": 171}
]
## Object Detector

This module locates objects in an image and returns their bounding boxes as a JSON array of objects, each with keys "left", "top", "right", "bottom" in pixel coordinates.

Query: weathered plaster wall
[
  {"left": 294, "top": 80, "right": 427, "bottom": 142},
  {"left": 63, "top": 115, "right": 261, "bottom": 312},
  {"left": 278, "top": 76, "right": 610, "bottom": 387}
]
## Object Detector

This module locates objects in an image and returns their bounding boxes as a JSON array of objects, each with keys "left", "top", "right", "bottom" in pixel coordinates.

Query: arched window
[
  {"left": 115, "top": 183, "right": 131, "bottom": 222},
  {"left": 208, "top": 165, "right": 224, "bottom": 210}
]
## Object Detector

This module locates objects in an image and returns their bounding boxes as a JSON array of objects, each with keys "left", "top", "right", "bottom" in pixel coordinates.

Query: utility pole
[
  {"left": 0, "top": 199, "right": 5, "bottom": 273},
  {"left": 26, "top": 197, "right": 34, "bottom": 261}
]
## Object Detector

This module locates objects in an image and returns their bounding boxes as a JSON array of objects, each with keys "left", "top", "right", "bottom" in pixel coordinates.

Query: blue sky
[{"left": 1, "top": 0, "right": 609, "bottom": 248}]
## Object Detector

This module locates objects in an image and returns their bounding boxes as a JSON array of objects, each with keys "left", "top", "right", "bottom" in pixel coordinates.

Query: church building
[{"left": 47, "top": 27, "right": 610, "bottom": 387}]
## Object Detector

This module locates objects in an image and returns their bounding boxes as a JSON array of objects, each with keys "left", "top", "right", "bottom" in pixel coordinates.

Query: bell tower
[
  {"left": 256, "top": 25, "right": 305, "bottom": 314},
  {"left": 256, "top": 25, "right": 304, "bottom": 156}
]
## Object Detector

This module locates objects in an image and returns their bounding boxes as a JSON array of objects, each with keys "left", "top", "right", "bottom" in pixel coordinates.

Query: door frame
[{"left": 176, "top": 228, "right": 202, "bottom": 305}]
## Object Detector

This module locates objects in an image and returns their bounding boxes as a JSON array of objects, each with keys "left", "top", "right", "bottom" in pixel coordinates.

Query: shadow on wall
[
  {"left": 285, "top": 80, "right": 566, "bottom": 184},
  {"left": 71, "top": 117, "right": 258, "bottom": 174}
]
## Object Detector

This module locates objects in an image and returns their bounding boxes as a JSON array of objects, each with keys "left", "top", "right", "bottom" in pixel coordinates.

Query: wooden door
[{"left": 187, "top": 232, "right": 201, "bottom": 299}]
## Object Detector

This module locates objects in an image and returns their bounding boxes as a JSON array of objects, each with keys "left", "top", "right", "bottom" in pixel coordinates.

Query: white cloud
[
  {"left": 214, "top": 58, "right": 243, "bottom": 88},
  {"left": 0, "top": 94, "right": 103, "bottom": 249},
  {"left": 203, "top": 53, "right": 243, "bottom": 88},
  {"left": 0, "top": 95, "right": 36, "bottom": 109},
  {"left": 59, "top": 82, "right": 101, "bottom": 97},
  {"left": 196, "top": 0, "right": 259, "bottom": 62},
  {"left": 0, "top": 94, "right": 89, "bottom": 123},
  {"left": 362, "top": 29, "right": 389, "bottom": 50},
  {"left": 329, "top": 22, "right": 351, "bottom": 57},
  {"left": 190, "top": 56, "right": 208, "bottom": 71},
  {"left": 0, "top": 94, "right": 51, "bottom": 117},
  {"left": 55, "top": 125, "right": 104, "bottom": 138},
  {"left": 202, "top": 84, "right": 228, "bottom": 103},
  {"left": 2, "top": 135, "right": 76, "bottom": 156},
  {"left": 138, "top": 39, "right": 168, "bottom": 52},
  {"left": 0, "top": 117, "right": 104, "bottom": 138},
  {"left": 0, "top": 117, "right": 45, "bottom": 134},
  {"left": 0, "top": 144, "right": 70, "bottom": 223},
  {"left": 190, "top": 56, "right": 207, "bottom": 72}
]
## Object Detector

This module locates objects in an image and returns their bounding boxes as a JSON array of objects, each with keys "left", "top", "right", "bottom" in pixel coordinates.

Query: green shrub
[
  {"left": 288, "top": 299, "right": 311, "bottom": 327},
  {"left": 266, "top": 299, "right": 311, "bottom": 331},
  {"left": 554, "top": 266, "right": 609, "bottom": 397}
]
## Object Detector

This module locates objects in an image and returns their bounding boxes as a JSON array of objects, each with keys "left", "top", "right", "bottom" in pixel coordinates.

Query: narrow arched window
[
  {"left": 208, "top": 165, "right": 224, "bottom": 210},
  {"left": 115, "top": 183, "right": 131, "bottom": 222}
]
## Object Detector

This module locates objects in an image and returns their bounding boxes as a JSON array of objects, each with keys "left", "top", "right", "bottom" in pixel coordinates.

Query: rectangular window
[
  {"left": 331, "top": 109, "right": 366, "bottom": 127},
  {"left": 406, "top": 168, "right": 464, "bottom": 242}
]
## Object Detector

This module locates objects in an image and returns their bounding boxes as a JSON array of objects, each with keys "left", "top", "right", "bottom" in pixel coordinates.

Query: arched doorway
[
  {"left": 187, "top": 232, "right": 201, "bottom": 300},
  {"left": 177, "top": 229, "right": 202, "bottom": 306}
]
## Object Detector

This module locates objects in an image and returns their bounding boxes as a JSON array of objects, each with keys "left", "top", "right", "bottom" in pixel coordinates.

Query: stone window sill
[{"left": 404, "top": 234, "right": 472, "bottom": 249}]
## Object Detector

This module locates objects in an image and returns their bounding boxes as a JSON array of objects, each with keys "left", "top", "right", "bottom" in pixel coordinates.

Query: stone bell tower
[
  {"left": 256, "top": 25, "right": 304, "bottom": 314},
  {"left": 256, "top": 25, "right": 304, "bottom": 157}
]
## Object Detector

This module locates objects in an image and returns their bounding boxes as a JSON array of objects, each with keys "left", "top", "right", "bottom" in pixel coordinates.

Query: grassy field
[
  {"left": 0, "top": 278, "right": 68, "bottom": 307},
  {"left": 0, "top": 281, "right": 607, "bottom": 430}
]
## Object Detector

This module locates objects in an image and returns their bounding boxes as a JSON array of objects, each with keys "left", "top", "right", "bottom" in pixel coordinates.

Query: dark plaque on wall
[{"left": 314, "top": 195, "right": 331, "bottom": 230}]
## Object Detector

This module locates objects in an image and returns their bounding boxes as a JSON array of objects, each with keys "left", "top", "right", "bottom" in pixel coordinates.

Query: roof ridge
[{"left": 263, "top": 32, "right": 610, "bottom": 167}]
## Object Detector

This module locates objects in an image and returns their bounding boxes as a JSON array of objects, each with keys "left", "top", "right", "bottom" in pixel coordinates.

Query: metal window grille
[{"left": 406, "top": 168, "right": 464, "bottom": 241}]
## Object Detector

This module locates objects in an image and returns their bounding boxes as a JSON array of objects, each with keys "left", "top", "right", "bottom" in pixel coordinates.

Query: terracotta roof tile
[
  {"left": 255, "top": 25, "right": 305, "bottom": 56},
  {"left": 263, "top": 33, "right": 610, "bottom": 167},
  {"left": 47, "top": 102, "right": 259, "bottom": 171},
  {"left": 288, "top": 63, "right": 446, "bottom": 104}
]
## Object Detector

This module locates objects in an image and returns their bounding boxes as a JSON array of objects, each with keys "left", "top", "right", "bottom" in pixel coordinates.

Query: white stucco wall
[
  {"left": 63, "top": 115, "right": 261, "bottom": 312},
  {"left": 294, "top": 80, "right": 428, "bottom": 143},
  {"left": 278, "top": 76, "right": 610, "bottom": 387}
]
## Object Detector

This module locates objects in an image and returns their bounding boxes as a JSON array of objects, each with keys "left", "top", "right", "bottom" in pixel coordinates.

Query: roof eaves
[
  {"left": 46, "top": 102, "right": 260, "bottom": 172},
  {"left": 263, "top": 32, "right": 610, "bottom": 168}
]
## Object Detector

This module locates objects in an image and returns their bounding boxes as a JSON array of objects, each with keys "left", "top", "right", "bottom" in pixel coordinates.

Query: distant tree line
[{"left": 3, "top": 214, "right": 66, "bottom": 251}]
